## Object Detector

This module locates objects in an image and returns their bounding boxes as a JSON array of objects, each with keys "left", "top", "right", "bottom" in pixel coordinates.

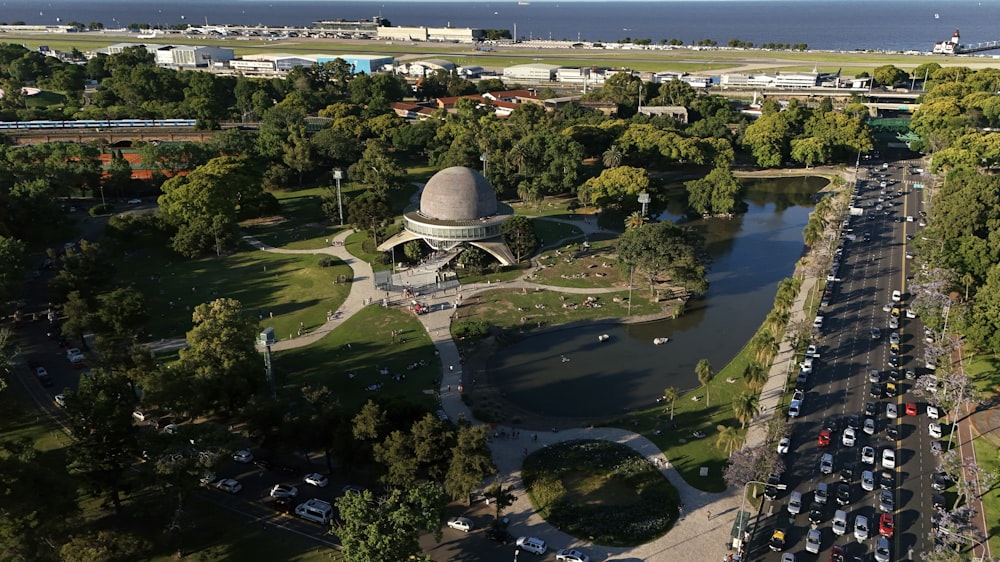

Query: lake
[{"left": 487, "top": 175, "right": 827, "bottom": 419}]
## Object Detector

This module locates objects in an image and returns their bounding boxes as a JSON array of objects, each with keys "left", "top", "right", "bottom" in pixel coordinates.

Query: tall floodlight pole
[
  {"left": 638, "top": 192, "right": 650, "bottom": 218},
  {"left": 480, "top": 152, "right": 488, "bottom": 175},
  {"left": 333, "top": 168, "right": 344, "bottom": 226}
]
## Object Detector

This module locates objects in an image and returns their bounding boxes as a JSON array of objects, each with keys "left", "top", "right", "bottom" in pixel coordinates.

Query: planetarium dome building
[{"left": 377, "top": 166, "right": 516, "bottom": 265}]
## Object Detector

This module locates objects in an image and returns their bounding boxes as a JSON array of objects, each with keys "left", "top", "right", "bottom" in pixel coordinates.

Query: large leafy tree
[
  {"left": 616, "top": 220, "right": 708, "bottom": 297},
  {"left": 579, "top": 165, "right": 650, "bottom": 210},
  {"left": 64, "top": 370, "right": 139, "bottom": 515},
  {"left": 175, "top": 298, "right": 262, "bottom": 416},
  {"left": 742, "top": 112, "right": 790, "bottom": 168},
  {"left": 347, "top": 141, "right": 409, "bottom": 195},
  {"left": 344, "top": 191, "right": 392, "bottom": 246},
  {"left": 336, "top": 483, "right": 445, "bottom": 562},
  {"left": 685, "top": 166, "right": 743, "bottom": 216},
  {"left": 500, "top": 216, "right": 539, "bottom": 263},
  {"left": 444, "top": 424, "right": 495, "bottom": 502}
]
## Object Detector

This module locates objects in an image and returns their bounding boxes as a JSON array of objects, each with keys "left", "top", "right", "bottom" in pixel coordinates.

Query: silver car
[
  {"left": 805, "top": 528, "right": 822, "bottom": 553},
  {"left": 875, "top": 537, "right": 891, "bottom": 562}
]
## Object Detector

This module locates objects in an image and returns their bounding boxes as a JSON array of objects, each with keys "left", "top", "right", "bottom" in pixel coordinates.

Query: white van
[
  {"left": 787, "top": 490, "right": 803, "bottom": 515},
  {"left": 295, "top": 499, "right": 334, "bottom": 524}
]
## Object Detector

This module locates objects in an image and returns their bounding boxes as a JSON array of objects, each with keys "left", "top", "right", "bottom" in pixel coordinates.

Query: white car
[
  {"left": 446, "top": 516, "right": 474, "bottom": 532},
  {"left": 805, "top": 528, "right": 822, "bottom": 553},
  {"left": 54, "top": 394, "right": 66, "bottom": 407},
  {"left": 889, "top": 316, "right": 899, "bottom": 329},
  {"left": 854, "top": 514, "right": 870, "bottom": 541},
  {"left": 862, "top": 470, "right": 875, "bottom": 491},
  {"left": 780, "top": 554, "right": 796, "bottom": 562},
  {"left": 842, "top": 427, "right": 857, "bottom": 447},
  {"left": 927, "top": 405, "right": 941, "bottom": 420},
  {"left": 861, "top": 446, "right": 876, "bottom": 465},
  {"left": 863, "top": 418, "right": 876, "bottom": 435},
  {"left": 929, "top": 422, "right": 943, "bottom": 439},
  {"left": 304, "top": 473, "right": 329, "bottom": 487},
  {"left": 833, "top": 510, "right": 848, "bottom": 535},
  {"left": 516, "top": 537, "right": 547, "bottom": 555},
  {"left": 906, "top": 308, "right": 917, "bottom": 319},
  {"left": 889, "top": 332, "right": 900, "bottom": 345},
  {"left": 891, "top": 290, "right": 901, "bottom": 302},
  {"left": 882, "top": 302, "right": 893, "bottom": 312},
  {"left": 127, "top": 198, "right": 142, "bottom": 204},
  {"left": 881, "top": 448, "right": 896, "bottom": 470},
  {"left": 806, "top": 345, "right": 818, "bottom": 357},
  {"left": 215, "top": 478, "right": 242, "bottom": 494},
  {"left": 269, "top": 484, "right": 299, "bottom": 498},
  {"left": 555, "top": 549, "right": 590, "bottom": 562},
  {"left": 886, "top": 403, "right": 897, "bottom": 419},
  {"left": 799, "top": 358, "right": 814, "bottom": 374},
  {"left": 819, "top": 453, "right": 834, "bottom": 475},
  {"left": 813, "top": 315, "right": 824, "bottom": 329},
  {"left": 233, "top": 449, "right": 254, "bottom": 463},
  {"left": 777, "top": 437, "right": 791, "bottom": 454}
]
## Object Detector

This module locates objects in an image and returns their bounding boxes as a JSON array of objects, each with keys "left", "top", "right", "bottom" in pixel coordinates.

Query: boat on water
[
  {"left": 598, "top": 334, "right": 610, "bottom": 342},
  {"left": 518, "top": 1, "right": 531, "bottom": 5},
  {"left": 653, "top": 337, "right": 670, "bottom": 345}
]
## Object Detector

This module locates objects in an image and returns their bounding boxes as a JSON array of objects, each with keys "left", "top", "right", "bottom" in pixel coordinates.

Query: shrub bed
[{"left": 522, "top": 439, "right": 679, "bottom": 546}]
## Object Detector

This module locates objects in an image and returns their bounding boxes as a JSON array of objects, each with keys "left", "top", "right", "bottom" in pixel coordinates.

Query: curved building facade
[{"left": 377, "top": 166, "right": 516, "bottom": 265}]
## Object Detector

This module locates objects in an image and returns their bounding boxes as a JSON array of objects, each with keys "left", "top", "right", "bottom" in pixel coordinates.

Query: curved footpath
[{"left": 239, "top": 224, "right": 758, "bottom": 560}]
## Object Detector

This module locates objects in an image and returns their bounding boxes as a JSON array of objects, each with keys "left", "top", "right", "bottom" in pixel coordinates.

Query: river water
[{"left": 487, "top": 175, "right": 827, "bottom": 420}]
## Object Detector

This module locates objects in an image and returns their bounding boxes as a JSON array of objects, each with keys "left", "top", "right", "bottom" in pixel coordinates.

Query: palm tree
[
  {"left": 742, "top": 361, "right": 768, "bottom": 391},
  {"left": 732, "top": 391, "right": 760, "bottom": 428},
  {"left": 662, "top": 386, "right": 680, "bottom": 420},
  {"left": 602, "top": 145, "right": 624, "bottom": 168},
  {"left": 961, "top": 271, "right": 975, "bottom": 301},
  {"left": 751, "top": 331, "right": 778, "bottom": 365},
  {"left": 624, "top": 211, "right": 648, "bottom": 230},
  {"left": 696, "top": 359, "right": 714, "bottom": 406},
  {"left": 715, "top": 424, "right": 743, "bottom": 455},
  {"left": 764, "top": 310, "right": 790, "bottom": 338}
]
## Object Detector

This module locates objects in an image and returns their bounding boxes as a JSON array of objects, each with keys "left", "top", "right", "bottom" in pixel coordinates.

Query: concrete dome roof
[{"left": 419, "top": 166, "right": 498, "bottom": 221}]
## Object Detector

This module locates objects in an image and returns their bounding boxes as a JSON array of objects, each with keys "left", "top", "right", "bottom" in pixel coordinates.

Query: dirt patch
[{"left": 242, "top": 215, "right": 287, "bottom": 227}]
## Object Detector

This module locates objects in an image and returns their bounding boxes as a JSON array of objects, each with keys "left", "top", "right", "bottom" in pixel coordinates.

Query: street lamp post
[
  {"left": 333, "top": 169, "right": 344, "bottom": 226},
  {"left": 627, "top": 265, "right": 634, "bottom": 316},
  {"left": 735, "top": 479, "right": 772, "bottom": 554},
  {"left": 99, "top": 184, "right": 106, "bottom": 207},
  {"left": 480, "top": 152, "right": 488, "bottom": 175}
]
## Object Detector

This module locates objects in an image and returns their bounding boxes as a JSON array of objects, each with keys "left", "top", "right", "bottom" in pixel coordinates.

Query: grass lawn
[
  {"left": 272, "top": 304, "right": 441, "bottom": 413},
  {"left": 241, "top": 187, "right": 341, "bottom": 250},
  {"left": 116, "top": 245, "right": 352, "bottom": 343},
  {"left": 971, "top": 433, "right": 1000, "bottom": 556},
  {"left": 530, "top": 217, "right": 586, "bottom": 247},
  {"left": 529, "top": 236, "right": 623, "bottom": 289},
  {"left": 522, "top": 439, "right": 679, "bottom": 546}
]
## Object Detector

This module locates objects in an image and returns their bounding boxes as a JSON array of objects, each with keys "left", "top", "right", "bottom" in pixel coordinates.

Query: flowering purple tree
[
  {"left": 927, "top": 504, "right": 985, "bottom": 552},
  {"left": 723, "top": 444, "right": 784, "bottom": 489},
  {"left": 936, "top": 450, "right": 999, "bottom": 509}
]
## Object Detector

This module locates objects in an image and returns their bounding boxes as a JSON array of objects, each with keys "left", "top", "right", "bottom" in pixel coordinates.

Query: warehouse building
[{"left": 503, "top": 63, "right": 560, "bottom": 82}]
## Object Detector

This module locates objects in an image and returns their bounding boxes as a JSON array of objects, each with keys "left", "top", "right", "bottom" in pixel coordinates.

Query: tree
[
  {"left": 732, "top": 391, "right": 760, "bottom": 428},
  {"left": 483, "top": 480, "right": 517, "bottom": 522},
  {"left": 347, "top": 141, "right": 408, "bottom": 195},
  {"left": 352, "top": 400, "right": 388, "bottom": 442},
  {"left": 685, "top": 166, "right": 743, "bottom": 215},
  {"left": 500, "top": 215, "right": 538, "bottom": 263},
  {"left": 373, "top": 430, "right": 418, "bottom": 488},
  {"left": 742, "top": 112, "right": 790, "bottom": 168},
  {"left": 64, "top": 370, "right": 139, "bottom": 515},
  {"left": 336, "top": 483, "right": 445, "bottom": 562},
  {"left": 742, "top": 361, "right": 768, "bottom": 391},
  {"left": 282, "top": 122, "right": 315, "bottom": 188},
  {"left": 602, "top": 145, "right": 624, "bottom": 168},
  {"left": 444, "top": 425, "right": 496, "bottom": 502},
  {"left": 0, "top": 235, "right": 26, "bottom": 308},
  {"left": 715, "top": 425, "right": 743, "bottom": 455},
  {"left": 59, "top": 530, "right": 152, "bottom": 562},
  {"left": 872, "top": 64, "right": 909, "bottom": 88},
  {"left": 579, "top": 166, "right": 650, "bottom": 210},
  {"left": 176, "top": 298, "right": 261, "bottom": 416},
  {"left": 624, "top": 211, "right": 648, "bottom": 230},
  {"left": 722, "top": 444, "right": 784, "bottom": 489},
  {"left": 616, "top": 220, "right": 708, "bottom": 298},
  {"left": 697, "top": 359, "right": 714, "bottom": 406},
  {"left": 662, "top": 386, "right": 679, "bottom": 420},
  {"left": 345, "top": 191, "right": 392, "bottom": 246}
]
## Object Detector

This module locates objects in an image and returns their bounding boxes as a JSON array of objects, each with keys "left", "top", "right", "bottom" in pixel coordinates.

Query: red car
[
  {"left": 831, "top": 544, "right": 845, "bottom": 562},
  {"left": 818, "top": 429, "right": 832, "bottom": 447},
  {"left": 879, "top": 512, "right": 894, "bottom": 537},
  {"left": 905, "top": 403, "right": 918, "bottom": 416}
]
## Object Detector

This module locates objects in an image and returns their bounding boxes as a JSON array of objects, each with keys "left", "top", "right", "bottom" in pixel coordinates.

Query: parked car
[
  {"left": 815, "top": 482, "right": 829, "bottom": 505},
  {"left": 805, "top": 528, "right": 822, "bottom": 553},
  {"left": 929, "top": 422, "right": 943, "bottom": 439},
  {"left": 931, "top": 472, "right": 949, "bottom": 491},
  {"left": 777, "top": 437, "right": 791, "bottom": 454},
  {"left": 879, "top": 513, "right": 894, "bottom": 538},
  {"left": 447, "top": 517, "right": 474, "bottom": 532},
  {"left": 854, "top": 514, "right": 870, "bottom": 541},
  {"left": 861, "top": 446, "right": 876, "bottom": 465},
  {"left": 516, "top": 536, "right": 547, "bottom": 555},
  {"left": 54, "top": 394, "right": 66, "bottom": 407},
  {"left": 304, "top": 473, "right": 329, "bottom": 487},
  {"left": 836, "top": 483, "right": 851, "bottom": 505},
  {"left": 233, "top": 449, "right": 254, "bottom": 463},
  {"left": 808, "top": 502, "right": 825, "bottom": 525},
  {"left": 486, "top": 528, "right": 514, "bottom": 544},
  {"left": 861, "top": 470, "right": 875, "bottom": 492},
  {"left": 215, "top": 478, "right": 242, "bottom": 494},
  {"left": 555, "top": 549, "right": 590, "bottom": 562},
  {"left": 878, "top": 489, "right": 894, "bottom": 512},
  {"left": 832, "top": 509, "right": 848, "bottom": 535},
  {"left": 927, "top": 405, "right": 941, "bottom": 419},
  {"left": 886, "top": 403, "right": 898, "bottom": 419},
  {"left": 875, "top": 537, "right": 891, "bottom": 562},
  {"left": 269, "top": 484, "right": 299, "bottom": 499},
  {"left": 881, "top": 448, "right": 896, "bottom": 469},
  {"left": 841, "top": 427, "right": 857, "bottom": 447},
  {"left": 879, "top": 470, "right": 894, "bottom": 490},
  {"left": 787, "top": 490, "right": 803, "bottom": 515},
  {"left": 863, "top": 418, "right": 876, "bottom": 435},
  {"left": 819, "top": 453, "right": 834, "bottom": 475},
  {"left": 769, "top": 529, "right": 787, "bottom": 551}
]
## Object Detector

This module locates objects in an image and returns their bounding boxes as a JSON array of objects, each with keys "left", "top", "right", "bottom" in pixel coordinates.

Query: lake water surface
[{"left": 488, "top": 175, "right": 827, "bottom": 419}]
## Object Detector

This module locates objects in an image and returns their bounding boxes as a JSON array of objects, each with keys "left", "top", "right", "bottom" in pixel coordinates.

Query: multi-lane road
[{"left": 752, "top": 155, "right": 942, "bottom": 562}]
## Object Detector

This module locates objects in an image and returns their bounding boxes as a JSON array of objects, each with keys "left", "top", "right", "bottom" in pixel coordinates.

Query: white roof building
[{"left": 503, "top": 63, "right": 560, "bottom": 82}]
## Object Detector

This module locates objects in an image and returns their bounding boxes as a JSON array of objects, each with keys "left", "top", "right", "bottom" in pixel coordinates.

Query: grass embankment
[
  {"left": 522, "top": 440, "right": 680, "bottom": 546},
  {"left": 273, "top": 305, "right": 441, "bottom": 414},
  {"left": 962, "top": 350, "right": 1000, "bottom": 555}
]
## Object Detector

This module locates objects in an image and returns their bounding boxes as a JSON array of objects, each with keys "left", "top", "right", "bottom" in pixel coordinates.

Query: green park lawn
[
  {"left": 962, "top": 349, "right": 1000, "bottom": 554},
  {"left": 272, "top": 304, "right": 441, "bottom": 414},
  {"left": 115, "top": 243, "right": 352, "bottom": 345}
]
